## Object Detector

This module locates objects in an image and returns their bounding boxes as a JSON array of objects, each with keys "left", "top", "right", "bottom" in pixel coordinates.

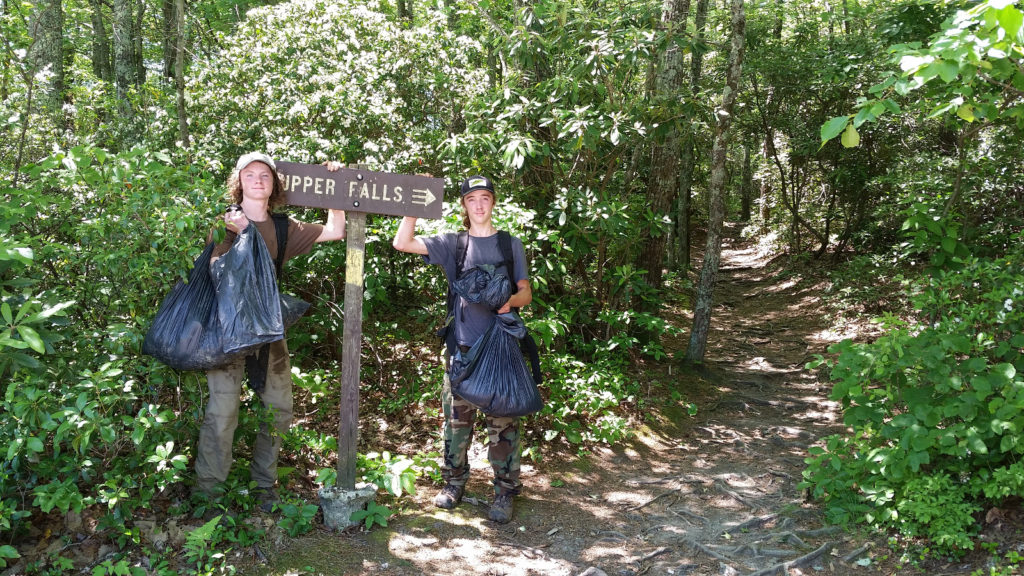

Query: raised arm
[
  {"left": 316, "top": 208, "right": 346, "bottom": 242},
  {"left": 392, "top": 216, "right": 429, "bottom": 255}
]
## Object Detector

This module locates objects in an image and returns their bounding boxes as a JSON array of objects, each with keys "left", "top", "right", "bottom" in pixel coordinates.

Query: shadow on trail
[{"left": 250, "top": 225, "right": 890, "bottom": 576}]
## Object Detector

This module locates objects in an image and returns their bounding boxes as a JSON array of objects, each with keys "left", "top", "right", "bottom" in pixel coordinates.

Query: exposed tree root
[
  {"left": 771, "top": 532, "right": 807, "bottom": 548},
  {"left": 685, "top": 538, "right": 751, "bottom": 572},
  {"left": 744, "top": 542, "right": 834, "bottom": 576},
  {"left": 628, "top": 489, "right": 679, "bottom": 512},
  {"left": 638, "top": 546, "right": 670, "bottom": 562},
  {"left": 841, "top": 542, "right": 873, "bottom": 563},
  {"left": 668, "top": 505, "right": 708, "bottom": 524},
  {"left": 723, "top": 513, "right": 777, "bottom": 535},
  {"left": 714, "top": 480, "right": 758, "bottom": 510}
]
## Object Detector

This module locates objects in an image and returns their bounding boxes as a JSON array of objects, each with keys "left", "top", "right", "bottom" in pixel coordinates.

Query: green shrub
[{"left": 803, "top": 226, "right": 1024, "bottom": 555}]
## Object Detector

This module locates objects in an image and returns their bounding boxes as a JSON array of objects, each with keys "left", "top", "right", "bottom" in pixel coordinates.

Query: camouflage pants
[{"left": 441, "top": 369, "right": 522, "bottom": 496}]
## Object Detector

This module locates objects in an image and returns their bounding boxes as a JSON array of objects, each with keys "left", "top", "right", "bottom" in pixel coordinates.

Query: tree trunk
[
  {"left": 90, "top": 0, "right": 113, "bottom": 82},
  {"left": 27, "top": 0, "right": 64, "bottom": 116},
  {"left": 174, "top": 0, "right": 189, "bottom": 146},
  {"left": 162, "top": 0, "right": 175, "bottom": 79},
  {"left": 686, "top": 0, "right": 745, "bottom": 363},
  {"left": 740, "top": 143, "right": 753, "bottom": 221},
  {"left": 443, "top": 0, "right": 457, "bottom": 29},
  {"left": 773, "top": 0, "right": 783, "bottom": 39},
  {"left": 134, "top": 0, "right": 146, "bottom": 84},
  {"left": 674, "top": 0, "right": 709, "bottom": 273},
  {"left": 674, "top": 136, "right": 694, "bottom": 271},
  {"left": 1, "top": 0, "right": 9, "bottom": 101},
  {"left": 639, "top": 0, "right": 691, "bottom": 293},
  {"left": 113, "top": 0, "right": 135, "bottom": 115},
  {"left": 398, "top": 0, "right": 413, "bottom": 22}
]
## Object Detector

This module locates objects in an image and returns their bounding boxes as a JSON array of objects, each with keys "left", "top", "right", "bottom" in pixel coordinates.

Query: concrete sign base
[{"left": 318, "top": 484, "right": 377, "bottom": 530}]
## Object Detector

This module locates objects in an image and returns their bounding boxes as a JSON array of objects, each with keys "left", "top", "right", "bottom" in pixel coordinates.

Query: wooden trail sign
[
  {"left": 281, "top": 162, "right": 444, "bottom": 491},
  {"left": 277, "top": 161, "right": 444, "bottom": 220}
]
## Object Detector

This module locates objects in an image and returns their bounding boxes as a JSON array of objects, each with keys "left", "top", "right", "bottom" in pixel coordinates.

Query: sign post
[{"left": 281, "top": 162, "right": 444, "bottom": 492}]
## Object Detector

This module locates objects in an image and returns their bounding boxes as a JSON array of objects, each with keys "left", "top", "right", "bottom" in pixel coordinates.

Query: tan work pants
[{"left": 194, "top": 338, "right": 294, "bottom": 492}]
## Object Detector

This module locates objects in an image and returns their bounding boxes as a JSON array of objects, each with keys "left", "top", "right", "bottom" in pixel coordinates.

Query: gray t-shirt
[{"left": 422, "top": 232, "right": 529, "bottom": 348}]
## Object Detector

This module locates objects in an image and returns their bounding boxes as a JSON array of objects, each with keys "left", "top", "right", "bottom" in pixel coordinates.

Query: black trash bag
[
  {"left": 452, "top": 264, "right": 511, "bottom": 310},
  {"left": 211, "top": 222, "right": 285, "bottom": 355},
  {"left": 280, "top": 293, "right": 310, "bottom": 328},
  {"left": 142, "top": 243, "right": 240, "bottom": 370},
  {"left": 449, "top": 312, "right": 543, "bottom": 418}
]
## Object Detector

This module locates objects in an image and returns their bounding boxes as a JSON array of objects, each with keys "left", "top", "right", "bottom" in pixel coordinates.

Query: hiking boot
[
  {"left": 433, "top": 484, "right": 465, "bottom": 509},
  {"left": 253, "top": 487, "right": 278, "bottom": 513},
  {"left": 488, "top": 493, "right": 514, "bottom": 524}
]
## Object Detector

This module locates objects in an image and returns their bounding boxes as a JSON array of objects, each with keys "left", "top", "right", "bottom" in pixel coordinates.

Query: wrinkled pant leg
[
  {"left": 250, "top": 339, "right": 294, "bottom": 489},
  {"left": 441, "top": 370, "right": 476, "bottom": 487},
  {"left": 487, "top": 415, "right": 522, "bottom": 496},
  {"left": 196, "top": 357, "right": 246, "bottom": 492}
]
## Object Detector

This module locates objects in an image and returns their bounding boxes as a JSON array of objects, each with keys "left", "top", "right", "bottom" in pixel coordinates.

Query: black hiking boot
[
  {"left": 433, "top": 483, "right": 465, "bottom": 509},
  {"left": 253, "top": 487, "right": 278, "bottom": 513},
  {"left": 488, "top": 493, "right": 514, "bottom": 524}
]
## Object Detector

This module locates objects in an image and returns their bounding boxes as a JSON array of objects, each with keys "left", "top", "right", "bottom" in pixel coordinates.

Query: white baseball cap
[{"left": 235, "top": 152, "right": 278, "bottom": 174}]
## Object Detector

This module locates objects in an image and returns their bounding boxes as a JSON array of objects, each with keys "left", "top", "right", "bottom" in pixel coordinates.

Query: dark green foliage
[{"left": 804, "top": 219, "right": 1024, "bottom": 554}]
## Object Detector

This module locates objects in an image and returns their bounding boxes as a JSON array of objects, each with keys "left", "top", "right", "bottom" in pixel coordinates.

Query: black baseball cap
[{"left": 460, "top": 175, "right": 495, "bottom": 196}]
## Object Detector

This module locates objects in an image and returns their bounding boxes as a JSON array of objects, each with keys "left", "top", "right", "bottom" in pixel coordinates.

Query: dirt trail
[{"left": 252, "top": 229, "right": 890, "bottom": 576}]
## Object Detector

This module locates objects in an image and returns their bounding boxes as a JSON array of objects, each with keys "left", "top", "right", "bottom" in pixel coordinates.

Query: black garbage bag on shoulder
[
  {"left": 142, "top": 243, "right": 239, "bottom": 370},
  {"left": 452, "top": 264, "right": 511, "bottom": 310},
  {"left": 449, "top": 312, "right": 543, "bottom": 418},
  {"left": 211, "top": 222, "right": 285, "bottom": 355}
]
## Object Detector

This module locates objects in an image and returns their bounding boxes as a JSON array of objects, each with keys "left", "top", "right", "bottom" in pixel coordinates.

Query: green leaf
[
  {"left": 937, "top": 60, "right": 960, "bottom": 83},
  {"left": 1, "top": 303, "right": 11, "bottom": 324},
  {"left": 997, "top": 6, "right": 1023, "bottom": 38},
  {"left": 882, "top": 99, "right": 901, "bottom": 114},
  {"left": 17, "top": 326, "right": 45, "bottom": 353},
  {"left": 27, "top": 436, "right": 44, "bottom": 453},
  {"left": 841, "top": 124, "right": 860, "bottom": 148},
  {"left": 957, "top": 104, "right": 975, "bottom": 122},
  {"left": 821, "top": 116, "right": 849, "bottom": 143},
  {"left": 967, "top": 429, "right": 989, "bottom": 454},
  {"left": 853, "top": 107, "right": 875, "bottom": 128}
]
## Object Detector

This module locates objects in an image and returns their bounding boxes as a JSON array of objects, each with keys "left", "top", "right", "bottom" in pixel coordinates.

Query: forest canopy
[{"left": 1, "top": 0, "right": 1023, "bottom": 572}]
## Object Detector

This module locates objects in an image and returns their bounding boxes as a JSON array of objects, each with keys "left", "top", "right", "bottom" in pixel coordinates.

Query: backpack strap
[
  {"left": 454, "top": 230, "right": 469, "bottom": 278},
  {"left": 439, "top": 231, "right": 469, "bottom": 357},
  {"left": 497, "top": 230, "right": 517, "bottom": 296},
  {"left": 271, "top": 213, "right": 289, "bottom": 280}
]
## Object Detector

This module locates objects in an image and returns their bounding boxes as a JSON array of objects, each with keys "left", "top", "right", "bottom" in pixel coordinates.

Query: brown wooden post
[
  {"left": 276, "top": 161, "right": 443, "bottom": 491},
  {"left": 337, "top": 210, "right": 366, "bottom": 489}
]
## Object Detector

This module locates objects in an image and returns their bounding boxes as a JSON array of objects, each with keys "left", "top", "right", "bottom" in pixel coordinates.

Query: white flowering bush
[{"left": 187, "top": 0, "right": 486, "bottom": 174}]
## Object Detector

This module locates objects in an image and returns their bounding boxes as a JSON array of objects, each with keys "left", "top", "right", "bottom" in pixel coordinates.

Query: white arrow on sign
[{"left": 411, "top": 188, "right": 436, "bottom": 207}]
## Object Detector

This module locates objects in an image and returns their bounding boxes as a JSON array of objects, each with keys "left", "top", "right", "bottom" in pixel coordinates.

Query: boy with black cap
[{"left": 392, "top": 174, "right": 532, "bottom": 523}]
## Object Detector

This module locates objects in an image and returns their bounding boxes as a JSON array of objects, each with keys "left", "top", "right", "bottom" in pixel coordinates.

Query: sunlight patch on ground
[
  {"left": 580, "top": 541, "right": 631, "bottom": 564},
  {"left": 714, "top": 473, "right": 757, "bottom": 489},
  {"left": 602, "top": 490, "right": 657, "bottom": 507},
  {"left": 388, "top": 534, "right": 574, "bottom": 576},
  {"left": 737, "top": 356, "right": 796, "bottom": 374},
  {"left": 797, "top": 407, "right": 839, "bottom": 423},
  {"left": 811, "top": 325, "right": 861, "bottom": 343},
  {"left": 578, "top": 497, "right": 623, "bottom": 521},
  {"left": 765, "top": 276, "right": 801, "bottom": 293}
]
